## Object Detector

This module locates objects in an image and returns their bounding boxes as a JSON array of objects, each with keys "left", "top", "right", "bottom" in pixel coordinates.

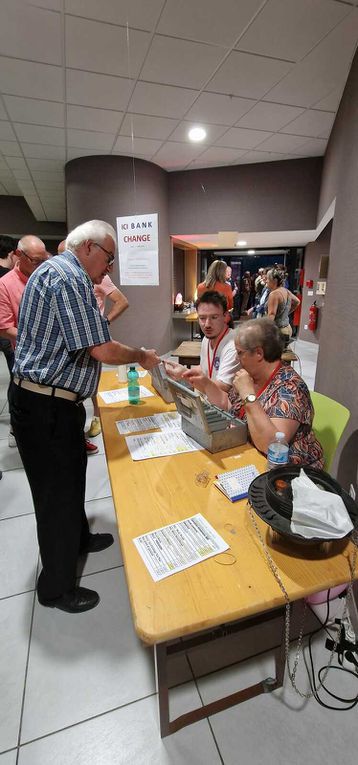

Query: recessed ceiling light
[
  {"left": 188, "top": 126, "right": 207, "bottom": 142},
  {"left": 236, "top": 240, "right": 247, "bottom": 247},
  {"left": 248, "top": 249, "right": 255, "bottom": 254}
]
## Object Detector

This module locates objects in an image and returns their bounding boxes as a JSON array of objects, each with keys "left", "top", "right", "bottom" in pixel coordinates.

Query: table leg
[{"left": 155, "top": 643, "right": 170, "bottom": 738}]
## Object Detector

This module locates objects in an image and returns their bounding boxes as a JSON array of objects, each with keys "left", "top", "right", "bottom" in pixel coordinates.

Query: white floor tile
[
  {"left": 0, "top": 751, "right": 18, "bottom": 765},
  {"left": 0, "top": 515, "right": 38, "bottom": 598},
  {"left": 0, "top": 593, "right": 34, "bottom": 753},
  {"left": 18, "top": 684, "right": 221, "bottom": 765},
  {"left": 0, "top": 413, "right": 10, "bottom": 440},
  {"left": 0, "top": 439, "right": 23, "bottom": 472},
  {"left": 20, "top": 568, "right": 156, "bottom": 743},
  {"left": 85, "top": 453, "right": 111, "bottom": 502},
  {"left": 78, "top": 496, "right": 123, "bottom": 577},
  {"left": 0, "top": 470, "right": 34, "bottom": 520}
]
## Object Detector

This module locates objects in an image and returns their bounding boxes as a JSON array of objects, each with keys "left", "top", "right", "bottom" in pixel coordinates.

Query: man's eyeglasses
[
  {"left": 93, "top": 242, "right": 115, "bottom": 266},
  {"left": 19, "top": 249, "right": 47, "bottom": 266}
]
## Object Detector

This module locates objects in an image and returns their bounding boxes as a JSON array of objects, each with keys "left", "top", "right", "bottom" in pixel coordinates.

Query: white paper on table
[
  {"left": 137, "top": 370, "right": 147, "bottom": 378},
  {"left": 99, "top": 386, "right": 154, "bottom": 404},
  {"left": 116, "top": 412, "right": 181, "bottom": 436},
  {"left": 133, "top": 513, "right": 229, "bottom": 581},
  {"left": 125, "top": 429, "right": 202, "bottom": 460}
]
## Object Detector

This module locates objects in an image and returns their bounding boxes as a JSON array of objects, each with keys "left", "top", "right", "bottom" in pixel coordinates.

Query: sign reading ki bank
[{"left": 116, "top": 213, "right": 159, "bottom": 286}]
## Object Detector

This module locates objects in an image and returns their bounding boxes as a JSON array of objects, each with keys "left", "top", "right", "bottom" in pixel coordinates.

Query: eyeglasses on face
[
  {"left": 93, "top": 241, "right": 115, "bottom": 266},
  {"left": 19, "top": 249, "right": 47, "bottom": 266}
]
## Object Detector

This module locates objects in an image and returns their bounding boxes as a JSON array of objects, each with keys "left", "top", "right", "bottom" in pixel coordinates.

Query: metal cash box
[{"left": 166, "top": 378, "right": 247, "bottom": 453}]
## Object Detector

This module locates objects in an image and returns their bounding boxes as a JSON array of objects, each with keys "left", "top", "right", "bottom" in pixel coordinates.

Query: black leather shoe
[
  {"left": 80, "top": 532, "right": 114, "bottom": 554},
  {"left": 38, "top": 586, "right": 100, "bottom": 613}
]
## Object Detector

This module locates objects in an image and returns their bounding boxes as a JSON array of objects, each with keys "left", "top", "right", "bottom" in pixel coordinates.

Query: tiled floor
[{"left": 1, "top": 342, "right": 357, "bottom": 764}]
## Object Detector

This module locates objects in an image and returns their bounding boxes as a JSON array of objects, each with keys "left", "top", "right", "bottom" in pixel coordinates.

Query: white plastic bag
[{"left": 290, "top": 469, "right": 353, "bottom": 539}]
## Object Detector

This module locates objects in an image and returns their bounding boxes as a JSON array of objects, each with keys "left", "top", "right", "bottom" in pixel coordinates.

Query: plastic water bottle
[
  {"left": 267, "top": 432, "right": 289, "bottom": 470},
  {"left": 127, "top": 366, "right": 140, "bottom": 405}
]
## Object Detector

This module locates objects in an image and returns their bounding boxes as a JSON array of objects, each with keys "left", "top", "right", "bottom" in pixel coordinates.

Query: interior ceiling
[{"left": 0, "top": 0, "right": 357, "bottom": 224}]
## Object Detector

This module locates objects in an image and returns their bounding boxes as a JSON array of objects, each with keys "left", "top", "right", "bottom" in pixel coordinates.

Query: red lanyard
[
  {"left": 238, "top": 362, "right": 282, "bottom": 419},
  {"left": 207, "top": 327, "right": 229, "bottom": 379}
]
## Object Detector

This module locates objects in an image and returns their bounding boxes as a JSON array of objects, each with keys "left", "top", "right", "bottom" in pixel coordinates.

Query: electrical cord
[{"left": 303, "top": 590, "right": 358, "bottom": 710}]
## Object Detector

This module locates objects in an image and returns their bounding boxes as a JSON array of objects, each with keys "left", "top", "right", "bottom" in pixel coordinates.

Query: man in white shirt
[{"left": 165, "top": 291, "right": 240, "bottom": 391}]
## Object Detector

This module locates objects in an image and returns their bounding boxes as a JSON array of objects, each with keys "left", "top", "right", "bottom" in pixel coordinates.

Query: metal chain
[{"left": 247, "top": 502, "right": 358, "bottom": 698}]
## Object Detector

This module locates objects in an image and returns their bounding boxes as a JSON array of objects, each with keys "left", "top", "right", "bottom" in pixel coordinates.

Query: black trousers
[{"left": 9, "top": 382, "right": 90, "bottom": 601}]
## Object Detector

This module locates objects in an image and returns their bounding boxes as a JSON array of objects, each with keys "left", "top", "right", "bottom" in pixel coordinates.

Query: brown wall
[
  {"left": 169, "top": 157, "right": 322, "bottom": 235},
  {"left": 315, "top": 48, "right": 358, "bottom": 488},
  {"left": 66, "top": 155, "right": 171, "bottom": 355},
  {"left": 298, "top": 222, "right": 332, "bottom": 345}
]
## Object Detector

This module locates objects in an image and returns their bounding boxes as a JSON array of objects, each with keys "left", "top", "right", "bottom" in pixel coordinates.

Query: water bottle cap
[
  {"left": 129, "top": 365, "right": 135, "bottom": 370},
  {"left": 276, "top": 432, "right": 285, "bottom": 439}
]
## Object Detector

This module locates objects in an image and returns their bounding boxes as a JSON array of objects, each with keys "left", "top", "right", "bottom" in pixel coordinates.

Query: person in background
[
  {"left": 197, "top": 260, "right": 233, "bottom": 313},
  {"left": 240, "top": 271, "right": 251, "bottom": 315},
  {"left": 225, "top": 265, "right": 238, "bottom": 298},
  {"left": 266, "top": 268, "right": 300, "bottom": 345},
  {"left": 0, "top": 235, "right": 17, "bottom": 376},
  {"left": 88, "top": 276, "right": 129, "bottom": 437},
  {"left": 9, "top": 219, "right": 160, "bottom": 613},
  {"left": 183, "top": 318, "right": 323, "bottom": 467},
  {"left": 0, "top": 235, "right": 48, "bottom": 446},
  {"left": 165, "top": 291, "right": 240, "bottom": 392}
]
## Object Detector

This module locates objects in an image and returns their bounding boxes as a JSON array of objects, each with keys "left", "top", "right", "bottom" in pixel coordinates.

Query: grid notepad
[{"left": 214, "top": 464, "right": 259, "bottom": 502}]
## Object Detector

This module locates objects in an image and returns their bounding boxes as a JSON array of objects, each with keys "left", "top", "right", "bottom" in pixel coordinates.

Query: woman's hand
[
  {"left": 233, "top": 369, "right": 255, "bottom": 400},
  {"left": 182, "top": 365, "right": 208, "bottom": 393}
]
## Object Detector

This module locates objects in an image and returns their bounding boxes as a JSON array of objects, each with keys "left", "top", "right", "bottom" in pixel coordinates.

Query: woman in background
[
  {"left": 266, "top": 268, "right": 300, "bottom": 344},
  {"left": 197, "top": 260, "right": 233, "bottom": 311}
]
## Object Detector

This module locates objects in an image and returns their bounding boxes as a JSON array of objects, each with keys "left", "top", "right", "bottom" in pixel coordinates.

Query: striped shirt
[{"left": 13, "top": 250, "right": 110, "bottom": 399}]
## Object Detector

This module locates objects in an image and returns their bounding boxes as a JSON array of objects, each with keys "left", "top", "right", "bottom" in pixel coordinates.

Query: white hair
[{"left": 65, "top": 220, "right": 116, "bottom": 252}]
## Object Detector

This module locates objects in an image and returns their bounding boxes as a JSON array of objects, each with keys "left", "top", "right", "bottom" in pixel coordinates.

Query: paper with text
[{"left": 125, "top": 429, "right": 202, "bottom": 460}]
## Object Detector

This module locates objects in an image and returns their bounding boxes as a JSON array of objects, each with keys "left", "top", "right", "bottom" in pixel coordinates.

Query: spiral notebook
[{"left": 214, "top": 464, "right": 259, "bottom": 502}]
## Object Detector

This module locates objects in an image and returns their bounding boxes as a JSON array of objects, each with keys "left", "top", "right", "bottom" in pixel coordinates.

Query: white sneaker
[{"left": 8, "top": 430, "right": 16, "bottom": 448}]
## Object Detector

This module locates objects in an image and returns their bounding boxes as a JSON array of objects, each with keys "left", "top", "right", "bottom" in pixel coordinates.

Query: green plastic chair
[{"left": 310, "top": 391, "right": 350, "bottom": 472}]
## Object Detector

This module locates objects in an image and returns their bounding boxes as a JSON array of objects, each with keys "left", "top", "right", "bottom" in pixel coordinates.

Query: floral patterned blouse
[{"left": 228, "top": 364, "right": 324, "bottom": 468}]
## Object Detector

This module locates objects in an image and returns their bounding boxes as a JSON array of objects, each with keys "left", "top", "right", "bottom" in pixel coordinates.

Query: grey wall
[
  {"left": 315, "top": 48, "right": 358, "bottom": 489},
  {"left": 0, "top": 196, "right": 66, "bottom": 238},
  {"left": 298, "top": 222, "right": 332, "bottom": 345},
  {"left": 169, "top": 157, "right": 322, "bottom": 235},
  {"left": 66, "top": 155, "right": 171, "bottom": 355}
]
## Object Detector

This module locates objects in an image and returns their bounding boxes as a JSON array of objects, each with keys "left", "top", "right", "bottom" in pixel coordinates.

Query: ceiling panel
[
  {"left": 0, "top": 101, "right": 8, "bottom": 120},
  {"left": 313, "top": 86, "right": 344, "bottom": 112},
  {"left": 188, "top": 146, "right": 247, "bottom": 166},
  {"left": 185, "top": 92, "right": 255, "bottom": 126},
  {"left": 0, "top": 121, "right": 16, "bottom": 140},
  {"left": 237, "top": 150, "right": 300, "bottom": 164},
  {"left": 169, "top": 121, "right": 227, "bottom": 144},
  {"left": 14, "top": 124, "right": 65, "bottom": 146},
  {"left": 291, "top": 137, "right": 328, "bottom": 156},
  {"left": 216, "top": 126, "right": 273, "bottom": 150},
  {"left": 128, "top": 82, "right": 197, "bottom": 119},
  {"left": 113, "top": 135, "right": 163, "bottom": 156},
  {"left": 1, "top": 179, "right": 20, "bottom": 194},
  {"left": 140, "top": 36, "right": 226, "bottom": 90},
  {"left": 27, "top": 158, "right": 65, "bottom": 172},
  {"left": 20, "top": 143, "right": 66, "bottom": 160},
  {"left": 65, "top": 16, "right": 150, "bottom": 78},
  {"left": 66, "top": 70, "right": 133, "bottom": 110},
  {"left": 67, "top": 129, "right": 115, "bottom": 150},
  {"left": 256, "top": 133, "right": 309, "bottom": 153},
  {"left": 66, "top": 147, "right": 108, "bottom": 160},
  {"left": 280, "top": 109, "right": 335, "bottom": 138},
  {"left": 0, "top": 140, "right": 22, "bottom": 157},
  {"left": 67, "top": 105, "right": 123, "bottom": 133},
  {"left": 0, "top": 58, "right": 63, "bottom": 101},
  {"left": 120, "top": 113, "right": 179, "bottom": 140},
  {"left": 64, "top": 0, "right": 165, "bottom": 31},
  {"left": 0, "top": 0, "right": 62, "bottom": 65},
  {"left": 152, "top": 141, "right": 204, "bottom": 169},
  {"left": 264, "top": 11, "right": 358, "bottom": 106},
  {"left": 207, "top": 51, "right": 293, "bottom": 99},
  {"left": 4, "top": 97, "right": 65, "bottom": 127},
  {"left": 236, "top": 101, "right": 305, "bottom": 131},
  {"left": 236, "top": 0, "right": 350, "bottom": 62},
  {"left": 157, "top": 0, "right": 263, "bottom": 47},
  {"left": 4, "top": 156, "right": 28, "bottom": 170}
]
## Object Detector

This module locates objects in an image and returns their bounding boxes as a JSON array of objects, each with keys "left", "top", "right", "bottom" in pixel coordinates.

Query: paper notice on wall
[
  {"left": 117, "top": 212, "right": 159, "bottom": 286},
  {"left": 133, "top": 513, "right": 230, "bottom": 581}
]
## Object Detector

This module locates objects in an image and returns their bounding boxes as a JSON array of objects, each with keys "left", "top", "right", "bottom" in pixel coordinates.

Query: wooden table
[
  {"left": 172, "top": 310, "right": 198, "bottom": 340},
  {"left": 173, "top": 339, "right": 201, "bottom": 366},
  {"left": 98, "top": 370, "right": 357, "bottom": 736}
]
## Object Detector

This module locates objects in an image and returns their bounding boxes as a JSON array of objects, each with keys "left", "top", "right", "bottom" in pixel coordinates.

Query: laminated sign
[{"left": 117, "top": 212, "right": 159, "bottom": 286}]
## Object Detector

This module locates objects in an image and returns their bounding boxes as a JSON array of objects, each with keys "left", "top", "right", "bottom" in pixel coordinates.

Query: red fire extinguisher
[{"left": 308, "top": 301, "right": 318, "bottom": 331}]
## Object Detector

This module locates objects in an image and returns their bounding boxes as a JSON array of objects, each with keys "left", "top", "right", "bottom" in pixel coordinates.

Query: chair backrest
[{"left": 310, "top": 391, "right": 350, "bottom": 472}]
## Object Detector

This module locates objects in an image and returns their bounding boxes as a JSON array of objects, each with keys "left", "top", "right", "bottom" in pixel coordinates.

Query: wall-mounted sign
[
  {"left": 316, "top": 281, "right": 326, "bottom": 295},
  {"left": 117, "top": 212, "right": 159, "bottom": 286}
]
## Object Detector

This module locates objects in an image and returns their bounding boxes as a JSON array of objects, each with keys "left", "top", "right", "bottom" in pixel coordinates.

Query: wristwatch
[{"left": 243, "top": 393, "right": 256, "bottom": 406}]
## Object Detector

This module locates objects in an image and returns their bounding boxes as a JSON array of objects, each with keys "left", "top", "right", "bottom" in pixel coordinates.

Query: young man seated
[{"left": 165, "top": 290, "right": 240, "bottom": 392}]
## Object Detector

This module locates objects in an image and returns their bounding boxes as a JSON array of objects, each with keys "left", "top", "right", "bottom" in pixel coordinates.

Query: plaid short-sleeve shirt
[{"left": 13, "top": 250, "right": 111, "bottom": 399}]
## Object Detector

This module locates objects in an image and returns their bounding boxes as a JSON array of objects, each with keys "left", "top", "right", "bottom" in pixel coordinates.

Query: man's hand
[
  {"left": 182, "top": 365, "right": 208, "bottom": 393},
  {"left": 233, "top": 369, "right": 255, "bottom": 400},
  {"left": 141, "top": 349, "right": 161, "bottom": 370},
  {"left": 163, "top": 359, "right": 187, "bottom": 380}
]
